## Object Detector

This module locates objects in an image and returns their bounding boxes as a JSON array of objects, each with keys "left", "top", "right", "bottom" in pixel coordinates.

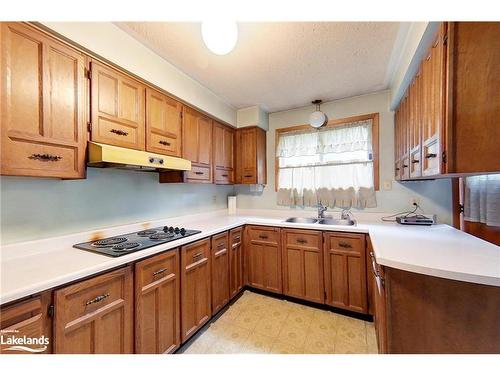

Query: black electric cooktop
[{"left": 73, "top": 226, "right": 201, "bottom": 257}]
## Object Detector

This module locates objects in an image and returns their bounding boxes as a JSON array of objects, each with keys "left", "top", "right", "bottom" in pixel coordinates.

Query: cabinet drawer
[
  {"left": 247, "top": 226, "right": 279, "bottom": 244},
  {"left": 185, "top": 165, "right": 211, "bottom": 182},
  {"left": 230, "top": 228, "right": 243, "bottom": 246},
  {"left": 284, "top": 229, "right": 321, "bottom": 248},
  {"left": 212, "top": 232, "right": 228, "bottom": 253},
  {"left": 240, "top": 170, "right": 256, "bottom": 184},
  {"left": 182, "top": 238, "right": 211, "bottom": 268},
  {"left": 325, "top": 233, "right": 365, "bottom": 253},
  {"left": 136, "top": 249, "right": 179, "bottom": 289},
  {"left": 215, "top": 168, "right": 234, "bottom": 184},
  {"left": 149, "top": 132, "right": 179, "bottom": 157},
  {"left": 94, "top": 119, "right": 142, "bottom": 150}
]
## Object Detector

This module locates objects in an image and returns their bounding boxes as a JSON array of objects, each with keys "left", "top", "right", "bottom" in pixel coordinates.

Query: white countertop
[{"left": 1, "top": 209, "right": 499, "bottom": 305}]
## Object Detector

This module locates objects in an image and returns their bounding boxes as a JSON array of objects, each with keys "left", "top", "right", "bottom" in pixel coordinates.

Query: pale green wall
[{"left": 1, "top": 168, "right": 234, "bottom": 245}]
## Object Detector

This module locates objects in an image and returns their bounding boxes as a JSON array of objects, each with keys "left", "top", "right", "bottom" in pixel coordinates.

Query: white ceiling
[{"left": 117, "top": 22, "right": 404, "bottom": 113}]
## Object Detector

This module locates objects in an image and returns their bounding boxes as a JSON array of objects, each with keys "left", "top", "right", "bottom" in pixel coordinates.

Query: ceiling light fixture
[
  {"left": 309, "top": 100, "right": 328, "bottom": 128},
  {"left": 201, "top": 21, "right": 238, "bottom": 55}
]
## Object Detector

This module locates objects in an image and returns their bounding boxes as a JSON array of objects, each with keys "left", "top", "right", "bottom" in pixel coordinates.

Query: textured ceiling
[{"left": 116, "top": 22, "right": 402, "bottom": 113}]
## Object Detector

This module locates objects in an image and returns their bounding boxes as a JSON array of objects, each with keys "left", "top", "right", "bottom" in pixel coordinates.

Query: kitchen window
[{"left": 275, "top": 113, "right": 379, "bottom": 208}]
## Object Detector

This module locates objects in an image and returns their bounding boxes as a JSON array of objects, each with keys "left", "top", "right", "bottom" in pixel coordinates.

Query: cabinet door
[
  {"left": 198, "top": 115, "right": 212, "bottom": 166},
  {"left": 282, "top": 229, "right": 324, "bottom": 304},
  {"left": 400, "top": 94, "right": 410, "bottom": 180},
  {"left": 0, "top": 23, "right": 87, "bottom": 179},
  {"left": 324, "top": 233, "right": 367, "bottom": 313},
  {"left": 213, "top": 122, "right": 235, "bottom": 184},
  {"left": 146, "top": 88, "right": 182, "bottom": 157},
  {"left": 211, "top": 232, "right": 230, "bottom": 314},
  {"left": 422, "top": 24, "right": 446, "bottom": 176},
  {"left": 135, "top": 250, "right": 180, "bottom": 354},
  {"left": 409, "top": 73, "right": 422, "bottom": 178},
  {"left": 370, "top": 254, "right": 387, "bottom": 353},
  {"left": 0, "top": 292, "right": 52, "bottom": 354},
  {"left": 236, "top": 127, "right": 257, "bottom": 183},
  {"left": 54, "top": 267, "right": 133, "bottom": 354},
  {"left": 229, "top": 227, "right": 244, "bottom": 299},
  {"left": 90, "top": 61, "right": 145, "bottom": 150},
  {"left": 246, "top": 226, "right": 282, "bottom": 293},
  {"left": 180, "top": 239, "right": 211, "bottom": 342}
]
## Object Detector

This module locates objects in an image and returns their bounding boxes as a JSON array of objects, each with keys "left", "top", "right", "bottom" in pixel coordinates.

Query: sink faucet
[
  {"left": 317, "top": 201, "right": 328, "bottom": 219},
  {"left": 341, "top": 208, "right": 353, "bottom": 221}
]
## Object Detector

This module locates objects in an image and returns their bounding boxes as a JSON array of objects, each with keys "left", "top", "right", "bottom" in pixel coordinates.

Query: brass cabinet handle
[
  {"left": 193, "top": 252, "right": 203, "bottom": 259},
  {"left": 152, "top": 268, "right": 167, "bottom": 276},
  {"left": 110, "top": 129, "right": 128, "bottom": 136},
  {"left": 296, "top": 238, "right": 307, "bottom": 244},
  {"left": 425, "top": 153, "right": 437, "bottom": 159},
  {"left": 86, "top": 293, "right": 110, "bottom": 306},
  {"left": 222, "top": 174, "right": 228, "bottom": 177},
  {"left": 258, "top": 234, "right": 268, "bottom": 239},
  {"left": 159, "top": 140, "right": 171, "bottom": 146},
  {"left": 244, "top": 174, "right": 253, "bottom": 178},
  {"left": 338, "top": 242, "right": 352, "bottom": 249},
  {"left": 217, "top": 243, "right": 225, "bottom": 249},
  {"left": 402, "top": 164, "right": 408, "bottom": 168},
  {"left": 233, "top": 236, "right": 241, "bottom": 242},
  {"left": 194, "top": 171, "right": 204, "bottom": 175},
  {"left": 29, "top": 153, "right": 62, "bottom": 162},
  {"left": 395, "top": 167, "right": 400, "bottom": 171},
  {"left": 411, "top": 160, "right": 420, "bottom": 164}
]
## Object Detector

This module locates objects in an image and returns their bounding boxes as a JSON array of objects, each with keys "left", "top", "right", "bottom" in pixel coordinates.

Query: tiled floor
[{"left": 183, "top": 291, "right": 378, "bottom": 354}]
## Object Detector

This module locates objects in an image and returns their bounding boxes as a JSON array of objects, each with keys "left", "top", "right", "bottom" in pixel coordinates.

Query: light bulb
[{"left": 201, "top": 21, "right": 238, "bottom": 55}]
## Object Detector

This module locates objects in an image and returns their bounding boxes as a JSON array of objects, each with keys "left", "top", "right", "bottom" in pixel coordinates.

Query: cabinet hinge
[
  {"left": 48, "top": 304, "right": 54, "bottom": 317},
  {"left": 458, "top": 204, "right": 464, "bottom": 214},
  {"left": 84, "top": 68, "right": 92, "bottom": 80},
  {"left": 180, "top": 111, "right": 183, "bottom": 119},
  {"left": 87, "top": 122, "right": 92, "bottom": 132},
  {"left": 443, "top": 33, "right": 448, "bottom": 45},
  {"left": 442, "top": 151, "right": 447, "bottom": 164}
]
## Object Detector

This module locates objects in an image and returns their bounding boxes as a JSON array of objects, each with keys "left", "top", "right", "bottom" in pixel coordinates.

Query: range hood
[{"left": 88, "top": 142, "right": 191, "bottom": 172}]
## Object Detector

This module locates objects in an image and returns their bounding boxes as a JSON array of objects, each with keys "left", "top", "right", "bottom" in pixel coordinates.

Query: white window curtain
[
  {"left": 276, "top": 120, "right": 377, "bottom": 208},
  {"left": 464, "top": 174, "right": 500, "bottom": 227}
]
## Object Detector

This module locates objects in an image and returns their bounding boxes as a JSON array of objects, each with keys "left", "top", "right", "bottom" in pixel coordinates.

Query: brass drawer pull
[
  {"left": 153, "top": 268, "right": 168, "bottom": 276},
  {"left": 86, "top": 293, "right": 110, "bottom": 306},
  {"left": 425, "top": 153, "right": 437, "bottom": 159},
  {"left": 217, "top": 243, "right": 225, "bottom": 249},
  {"left": 194, "top": 171, "right": 204, "bottom": 175},
  {"left": 29, "top": 153, "right": 62, "bottom": 162},
  {"left": 110, "top": 129, "right": 128, "bottom": 136},
  {"left": 296, "top": 238, "right": 307, "bottom": 244},
  {"left": 258, "top": 234, "right": 268, "bottom": 240},
  {"left": 338, "top": 242, "right": 352, "bottom": 249},
  {"left": 233, "top": 236, "right": 241, "bottom": 242},
  {"left": 193, "top": 252, "right": 203, "bottom": 259},
  {"left": 411, "top": 160, "right": 420, "bottom": 164},
  {"left": 244, "top": 174, "right": 253, "bottom": 178},
  {"left": 222, "top": 174, "right": 228, "bottom": 177},
  {"left": 159, "top": 140, "right": 171, "bottom": 146}
]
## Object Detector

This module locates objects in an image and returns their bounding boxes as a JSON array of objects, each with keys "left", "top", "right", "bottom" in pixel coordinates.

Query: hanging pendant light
[{"left": 309, "top": 99, "right": 328, "bottom": 128}]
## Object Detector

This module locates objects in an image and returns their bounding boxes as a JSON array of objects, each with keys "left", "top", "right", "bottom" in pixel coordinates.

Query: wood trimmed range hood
[{"left": 87, "top": 142, "right": 191, "bottom": 172}]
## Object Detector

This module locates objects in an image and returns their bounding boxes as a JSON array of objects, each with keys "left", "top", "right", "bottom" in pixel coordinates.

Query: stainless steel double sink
[{"left": 284, "top": 217, "right": 355, "bottom": 226}]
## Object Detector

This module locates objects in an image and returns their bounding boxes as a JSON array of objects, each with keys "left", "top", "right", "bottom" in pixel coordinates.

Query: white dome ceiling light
[
  {"left": 201, "top": 21, "right": 238, "bottom": 55},
  {"left": 309, "top": 100, "right": 328, "bottom": 128}
]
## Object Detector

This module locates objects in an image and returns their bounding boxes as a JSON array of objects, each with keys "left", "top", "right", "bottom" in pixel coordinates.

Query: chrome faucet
[
  {"left": 340, "top": 208, "right": 353, "bottom": 221},
  {"left": 317, "top": 201, "right": 328, "bottom": 219}
]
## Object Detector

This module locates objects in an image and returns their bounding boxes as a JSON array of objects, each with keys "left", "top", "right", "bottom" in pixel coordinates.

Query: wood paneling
[
  {"left": 90, "top": 61, "right": 145, "bottom": 150},
  {"left": 0, "top": 22, "right": 87, "bottom": 179},
  {"left": 323, "top": 232, "right": 367, "bottom": 313},
  {"left": 54, "top": 267, "right": 133, "bottom": 354},
  {"left": 146, "top": 88, "right": 182, "bottom": 157},
  {"left": 0, "top": 292, "right": 52, "bottom": 354},
  {"left": 245, "top": 226, "right": 282, "bottom": 293},
  {"left": 282, "top": 229, "right": 324, "bottom": 304},
  {"left": 211, "top": 232, "right": 230, "bottom": 314},
  {"left": 180, "top": 238, "right": 211, "bottom": 342},
  {"left": 235, "top": 126, "right": 267, "bottom": 185},
  {"left": 135, "top": 250, "right": 180, "bottom": 354},
  {"left": 229, "top": 227, "right": 244, "bottom": 299}
]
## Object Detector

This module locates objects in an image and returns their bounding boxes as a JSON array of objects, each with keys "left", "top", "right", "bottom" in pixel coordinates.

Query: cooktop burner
[{"left": 74, "top": 226, "right": 201, "bottom": 257}]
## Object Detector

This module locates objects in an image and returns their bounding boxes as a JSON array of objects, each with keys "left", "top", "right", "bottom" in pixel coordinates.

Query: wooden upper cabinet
[
  {"left": 90, "top": 61, "right": 145, "bottom": 151},
  {"left": 182, "top": 106, "right": 213, "bottom": 183},
  {"left": 0, "top": 292, "right": 52, "bottom": 354},
  {"left": 282, "top": 229, "right": 324, "bottom": 304},
  {"left": 180, "top": 239, "right": 211, "bottom": 342},
  {"left": 323, "top": 232, "right": 367, "bottom": 314},
  {"left": 0, "top": 22, "right": 87, "bottom": 179},
  {"left": 135, "top": 250, "right": 180, "bottom": 354},
  {"left": 211, "top": 232, "right": 230, "bottom": 315},
  {"left": 409, "top": 72, "right": 422, "bottom": 178},
  {"left": 146, "top": 88, "right": 182, "bottom": 157},
  {"left": 235, "top": 126, "right": 267, "bottom": 185},
  {"left": 213, "top": 121, "right": 235, "bottom": 184},
  {"left": 54, "top": 266, "right": 134, "bottom": 354},
  {"left": 245, "top": 226, "right": 282, "bottom": 293}
]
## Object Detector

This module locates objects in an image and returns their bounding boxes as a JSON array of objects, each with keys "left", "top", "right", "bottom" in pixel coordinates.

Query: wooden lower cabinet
[
  {"left": 246, "top": 226, "right": 282, "bottom": 293},
  {"left": 323, "top": 232, "right": 367, "bottom": 313},
  {"left": 369, "top": 252, "right": 387, "bottom": 354},
  {"left": 0, "top": 292, "right": 52, "bottom": 354},
  {"left": 229, "top": 227, "right": 244, "bottom": 298},
  {"left": 54, "top": 267, "right": 134, "bottom": 354},
  {"left": 282, "top": 229, "right": 324, "bottom": 304},
  {"left": 211, "top": 232, "right": 230, "bottom": 315},
  {"left": 135, "top": 250, "right": 180, "bottom": 354},
  {"left": 180, "top": 238, "right": 211, "bottom": 343}
]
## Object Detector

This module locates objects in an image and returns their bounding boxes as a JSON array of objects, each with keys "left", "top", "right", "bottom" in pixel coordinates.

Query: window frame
[{"left": 274, "top": 112, "right": 380, "bottom": 192}]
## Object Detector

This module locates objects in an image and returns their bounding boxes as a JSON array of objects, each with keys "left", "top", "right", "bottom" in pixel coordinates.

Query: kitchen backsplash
[{"left": 0, "top": 168, "right": 235, "bottom": 245}]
